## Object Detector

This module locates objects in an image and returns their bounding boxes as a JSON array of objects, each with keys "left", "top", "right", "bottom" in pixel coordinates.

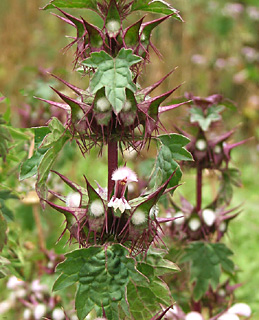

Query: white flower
[
  {"left": 66, "top": 192, "right": 81, "bottom": 208},
  {"left": 0, "top": 300, "right": 13, "bottom": 314},
  {"left": 228, "top": 303, "right": 251, "bottom": 317},
  {"left": 31, "top": 279, "right": 48, "bottom": 293},
  {"left": 7, "top": 276, "right": 24, "bottom": 290},
  {"left": 214, "top": 145, "right": 222, "bottom": 154},
  {"left": 52, "top": 308, "right": 66, "bottom": 320},
  {"left": 112, "top": 167, "right": 138, "bottom": 183},
  {"left": 106, "top": 20, "right": 120, "bottom": 37},
  {"left": 195, "top": 139, "right": 207, "bottom": 151},
  {"left": 202, "top": 209, "right": 216, "bottom": 227},
  {"left": 108, "top": 197, "right": 131, "bottom": 213},
  {"left": 23, "top": 308, "right": 32, "bottom": 320},
  {"left": 123, "top": 147, "right": 137, "bottom": 160},
  {"left": 34, "top": 304, "right": 47, "bottom": 320},
  {"left": 188, "top": 217, "right": 201, "bottom": 231},
  {"left": 14, "top": 288, "right": 27, "bottom": 298},
  {"left": 96, "top": 97, "right": 111, "bottom": 112},
  {"left": 174, "top": 211, "right": 185, "bottom": 225},
  {"left": 122, "top": 99, "right": 132, "bottom": 112},
  {"left": 218, "top": 313, "right": 240, "bottom": 320},
  {"left": 90, "top": 199, "right": 105, "bottom": 217},
  {"left": 191, "top": 54, "right": 207, "bottom": 65},
  {"left": 185, "top": 311, "right": 204, "bottom": 320},
  {"left": 131, "top": 209, "right": 146, "bottom": 225}
]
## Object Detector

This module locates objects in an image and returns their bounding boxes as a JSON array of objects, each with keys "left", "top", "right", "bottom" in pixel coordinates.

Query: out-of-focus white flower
[
  {"left": 112, "top": 167, "right": 138, "bottom": 183},
  {"left": 52, "top": 307, "right": 66, "bottom": 320},
  {"left": 218, "top": 313, "right": 240, "bottom": 320},
  {"left": 218, "top": 288, "right": 226, "bottom": 297},
  {"left": 191, "top": 54, "right": 207, "bottom": 65},
  {"left": 214, "top": 145, "right": 222, "bottom": 154},
  {"left": 185, "top": 311, "right": 204, "bottom": 320},
  {"left": 228, "top": 303, "right": 252, "bottom": 317},
  {"left": 215, "top": 58, "right": 227, "bottom": 69},
  {"left": 23, "top": 308, "right": 32, "bottom": 320},
  {"left": 242, "top": 46, "right": 259, "bottom": 63},
  {"left": 174, "top": 211, "right": 185, "bottom": 225},
  {"left": 34, "top": 304, "right": 47, "bottom": 320},
  {"left": 195, "top": 139, "right": 207, "bottom": 151},
  {"left": 202, "top": 209, "right": 216, "bottom": 227},
  {"left": 123, "top": 147, "right": 137, "bottom": 160},
  {"left": 188, "top": 217, "right": 201, "bottom": 231},
  {"left": 95, "top": 97, "right": 111, "bottom": 112},
  {"left": 66, "top": 192, "right": 81, "bottom": 208},
  {"left": 222, "top": 3, "right": 244, "bottom": 17},
  {"left": 0, "top": 300, "right": 13, "bottom": 314},
  {"left": 14, "top": 288, "right": 27, "bottom": 298},
  {"left": 31, "top": 279, "right": 48, "bottom": 293},
  {"left": 71, "top": 315, "right": 79, "bottom": 320},
  {"left": 106, "top": 20, "right": 120, "bottom": 37},
  {"left": 131, "top": 209, "right": 146, "bottom": 225},
  {"left": 90, "top": 199, "right": 105, "bottom": 217},
  {"left": 7, "top": 276, "right": 24, "bottom": 290},
  {"left": 247, "top": 6, "right": 259, "bottom": 21},
  {"left": 233, "top": 70, "right": 247, "bottom": 84}
]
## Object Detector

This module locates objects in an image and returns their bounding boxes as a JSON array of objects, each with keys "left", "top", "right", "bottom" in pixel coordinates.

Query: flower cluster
[{"left": 47, "top": 167, "right": 177, "bottom": 254}]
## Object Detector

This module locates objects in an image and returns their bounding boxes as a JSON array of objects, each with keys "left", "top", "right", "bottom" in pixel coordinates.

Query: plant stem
[
  {"left": 108, "top": 140, "right": 118, "bottom": 200},
  {"left": 196, "top": 164, "right": 202, "bottom": 212}
]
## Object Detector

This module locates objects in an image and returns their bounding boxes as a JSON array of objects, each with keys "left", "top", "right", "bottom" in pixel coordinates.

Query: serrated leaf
[
  {"left": 181, "top": 242, "right": 234, "bottom": 301},
  {"left": 159, "top": 134, "right": 193, "bottom": 161},
  {"left": 131, "top": 0, "right": 181, "bottom": 20},
  {"left": 127, "top": 262, "right": 173, "bottom": 319},
  {"left": 217, "top": 168, "right": 242, "bottom": 205},
  {"left": 83, "top": 49, "right": 142, "bottom": 113},
  {"left": 53, "top": 245, "right": 145, "bottom": 320},
  {"left": 40, "top": 117, "right": 69, "bottom": 149},
  {"left": 190, "top": 105, "right": 224, "bottom": 131},
  {"left": 43, "top": 0, "right": 98, "bottom": 10}
]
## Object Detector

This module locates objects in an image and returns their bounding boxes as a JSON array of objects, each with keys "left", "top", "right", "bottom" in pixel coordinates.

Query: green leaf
[
  {"left": 181, "top": 242, "right": 234, "bottom": 301},
  {"left": 151, "top": 134, "right": 192, "bottom": 191},
  {"left": 190, "top": 105, "right": 224, "bottom": 131},
  {"left": 0, "top": 190, "right": 17, "bottom": 221},
  {"left": 43, "top": 0, "right": 98, "bottom": 10},
  {"left": 83, "top": 49, "right": 142, "bottom": 113},
  {"left": 127, "top": 262, "right": 173, "bottom": 319},
  {"left": 217, "top": 168, "right": 242, "bottom": 205},
  {"left": 131, "top": 0, "right": 181, "bottom": 20},
  {"left": 53, "top": 245, "right": 143, "bottom": 320},
  {"left": 0, "top": 212, "right": 7, "bottom": 252},
  {"left": 40, "top": 117, "right": 68, "bottom": 149}
]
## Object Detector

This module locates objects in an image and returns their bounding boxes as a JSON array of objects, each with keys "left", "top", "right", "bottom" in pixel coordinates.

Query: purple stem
[
  {"left": 108, "top": 140, "right": 118, "bottom": 200},
  {"left": 196, "top": 164, "right": 202, "bottom": 212}
]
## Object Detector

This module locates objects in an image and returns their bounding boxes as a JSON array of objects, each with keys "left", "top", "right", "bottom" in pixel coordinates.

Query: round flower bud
[
  {"left": 106, "top": 20, "right": 120, "bottom": 37},
  {"left": 66, "top": 192, "right": 81, "bottom": 208},
  {"left": 95, "top": 97, "right": 111, "bottom": 112},
  {"left": 34, "top": 304, "right": 47, "bottom": 320},
  {"left": 214, "top": 145, "right": 222, "bottom": 154},
  {"left": 218, "top": 288, "right": 226, "bottom": 297},
  {"left": 131, "top": 209, "right": 146, "bottom": 225},
  {"left": 185, "top": 311, "right": 204, "bottom": 320},
  {"left": 90, "top": 199, "right": 104, "bottom": 217},
  {"left": 219, "top": 221, "right": 227, "bottom": 232},
  {"left": 122, "top": 100, "right": 132, "bottom": 112},
  {"left": 52, "top": 308, "right": 66, "bottom": 320},
  {"left": 218, "top": 313, "right": 240, "bottom": 320},
  {"left": 174, "top": 211, "right": 185, "bottom": 225},
  {"left": 7, "top": 276, "right": 24, "bottom": 290},
  {"left": 202, "top": 209, "right": 216, "bottom": 227},
  {"left": 195, "top": 139, "right": 207, "bottom": 151},
  {"left": 23, "top": 308, "right": 32, "bottom": 320},
  {"left": 228, "top": 303, "right": 251, "bottom": 317},
  {"left": 188, "top": 217, "right": 201, "bottom": 231}
]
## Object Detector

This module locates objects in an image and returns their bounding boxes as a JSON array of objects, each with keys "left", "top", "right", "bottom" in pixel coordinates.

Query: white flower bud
[
  {"left": 185, "top": 311, "right": 204, "bottom": 320},
  {"left": 214, "top": 145, "right": 222, "bottom": 154},
  {"left": 131, "top": 209, "right": 146, "bottom": 225},
  {"left": 23, "top": 308, "right": 32, "bottom": 320},
  {"left": 174, "top": 211, "right": 185, "bottom": 225},
  {"left": 195, "top": 139, "right": 207, "bottom": 151},
  {"left": 106, "top": 20, "right": 120, "bottom": 36},
  {"left": 218, "top": 313, "right": 240, "bottom": 320},
  {"left": 218, "top": 288, "right": 226, "bottom": 297},
  {"left": 202, "top": 209, "right": 216, "bottom": 227},
  {"left": 188, "top": 217, "right": 201, "bottom": 231},
  {"left": 96, "top": 97, "right": 111, "bottom": 112},
  {"left": 0, "top": 301, "right": 13, "bottom": 314},
  {"left": 66, "top": 192, "right": 81, "bottom": 208},
  {"left": 34, "top": 304, "right": 47, "bottom": 320},
  {"left": 228, "top": 303, "right": 252, "bottom": 317},
  {"left": 90, "top": 199, "right": 104, "bottom": 217},
  {"left": 219, "top": 221, "right": 227, "bottom": 232},
  {"left": 122, "top": 100, "right": 132, "bottom": 112},
  {"left": 52, "top": 308, "right": 66, "bottom": 320},
  {"left": 7, "top": 276, "right": 24, "bottom": 290}
]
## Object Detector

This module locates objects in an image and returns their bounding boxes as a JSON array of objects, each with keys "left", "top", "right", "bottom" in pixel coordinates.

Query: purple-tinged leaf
[
  {"left": 52, "top": 170, "right": 88, "bottom": 194},
  {"left": 50, "top": 73, "right": 85, "bottom": 95},
  {"left": 159, "top": 100, "right": 191, "bottom": 114},
  {"left": 123, "top": 16, "right": 144, "bottom": 48},
  {"left": 81, "top": 18, "right": 104, "bottom": 50}
]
